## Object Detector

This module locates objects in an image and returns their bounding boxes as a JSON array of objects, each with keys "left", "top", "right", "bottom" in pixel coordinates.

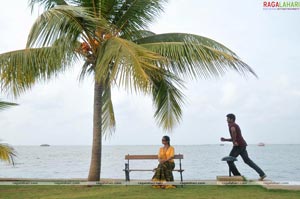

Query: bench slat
[
  {"left": 123, "top": 169, "right": 184, "bottom": 172},
  {"left": 125, "top": 155, "right": 157, "bottom": 160},
  {"left": 125, "top": 154, "right": 183, "bottom": 160}
]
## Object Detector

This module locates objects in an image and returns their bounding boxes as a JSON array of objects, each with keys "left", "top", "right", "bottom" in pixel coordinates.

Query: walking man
[{"left": 221, "top": 113, "right": 267, "bottom": 180}]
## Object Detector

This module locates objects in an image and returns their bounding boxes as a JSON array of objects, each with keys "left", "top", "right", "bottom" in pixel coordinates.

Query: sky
[{"left": 0, "top": 0, "right": 299, "bottom": 145}]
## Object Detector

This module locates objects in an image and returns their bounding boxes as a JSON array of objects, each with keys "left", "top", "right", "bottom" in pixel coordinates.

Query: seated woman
[{"left": 152, "top": 136, "right": 176, "bottom": 188}]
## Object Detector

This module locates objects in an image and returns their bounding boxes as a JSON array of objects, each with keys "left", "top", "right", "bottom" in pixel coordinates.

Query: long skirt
[{"left": 152, "top": 161, "right": 175, "bottom": 182}]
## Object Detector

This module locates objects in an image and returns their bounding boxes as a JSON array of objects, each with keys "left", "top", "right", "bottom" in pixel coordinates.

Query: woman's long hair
[{"left": 163, "top": 135, "right": 170, "bottom": 146}]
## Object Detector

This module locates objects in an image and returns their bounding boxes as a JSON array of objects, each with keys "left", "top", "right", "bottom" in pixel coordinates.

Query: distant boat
[
  {"left": 220, "top": 144, "right": 225, "bottom": 146},
  {"left": 40, "top": 144, "right": 50, "bottom": 147},
  {"left": 258, "top": 143, "right": 265, "bottom": 147}
]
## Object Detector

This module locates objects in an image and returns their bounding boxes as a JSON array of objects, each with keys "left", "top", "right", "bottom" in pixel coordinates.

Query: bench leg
[
  {"left": 125, "top": 163, "right": 130, "bottom": 181},
  {"left": 180, "top": 171, "right": 183, "bottom": 188},
  {"left": 179, "top": 158, "right": 183, "bottom": 187}
]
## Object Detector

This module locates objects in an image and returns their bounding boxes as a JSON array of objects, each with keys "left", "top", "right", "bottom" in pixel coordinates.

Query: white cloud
[{"left": 220, "top": 83, "right": 237, "bottom": 106}]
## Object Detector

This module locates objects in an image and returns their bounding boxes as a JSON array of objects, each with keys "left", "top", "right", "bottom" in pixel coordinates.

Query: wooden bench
[{"left": 123, "top": 154, "right": 184, "bottom": 183}]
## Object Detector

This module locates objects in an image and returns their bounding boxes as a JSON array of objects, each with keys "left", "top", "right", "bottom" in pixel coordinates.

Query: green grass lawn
[{"left": 0, "top": 185, "right": 299, "bottom": 199}]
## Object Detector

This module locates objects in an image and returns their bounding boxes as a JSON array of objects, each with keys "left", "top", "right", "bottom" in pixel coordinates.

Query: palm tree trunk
[{"left": 87, "top": 81, "right": 103, "bottom": 181}]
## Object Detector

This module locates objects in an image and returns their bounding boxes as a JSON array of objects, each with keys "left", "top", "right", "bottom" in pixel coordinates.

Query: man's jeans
[{"left": 228, "top": 146, "right": 265, "bottom": 177}]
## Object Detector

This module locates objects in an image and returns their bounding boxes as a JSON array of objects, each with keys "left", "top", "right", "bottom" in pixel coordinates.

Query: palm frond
[
  {"left": 74, "top": 0, "right": 101, "bottom": 16},
  {"left": 0, "top": 46, "right": 77, "bottom": 96},
  {"left": 27, "top": 5, "right": 110, "bottom": 49},
  {"left": 106, "top": 0, "right": 166, "bottom": 38},
  {"left": 135, "top": 33, "right": 237, "bottom": 55},
  {"left": 0, "top": 143, "right": 16, "bottom": 165},
  {"left": 29, "top": 0, "right": 68, "bottom": 12},
  {"left": 0, "top": 100, "right": 18, "bottom": 111},
  {"left": 79, "top": 61, "right": 94, "bottom": 81},
  {"left": 152, "top": 74, "right": 185, "bottom": 131},
  {"left": 121, "top": 30, "right": 156, "bottom": 41},
  {"left": 135, "top": 33, "right": 257, "bottom": 79},
  {"left": 98, "top": 0, "right": 118, "bottom": 19},
  {"left": 102, "top": 86, "right": 116, "bottom": 138},
  {"left": 95, "top": 37, "right": 166, "bottom": 93}
]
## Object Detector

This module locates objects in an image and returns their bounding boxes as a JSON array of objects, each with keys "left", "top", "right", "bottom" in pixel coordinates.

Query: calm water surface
[{"left": 1, "top": 145, "right": 299, "bottom": 181}]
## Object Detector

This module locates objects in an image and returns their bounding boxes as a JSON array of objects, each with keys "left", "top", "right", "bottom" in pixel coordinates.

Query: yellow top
[{"left": 158, "top": 146, "right": 175, "bottom": 163}]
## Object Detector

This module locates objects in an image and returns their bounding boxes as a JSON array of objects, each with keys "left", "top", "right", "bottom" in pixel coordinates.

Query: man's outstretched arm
[
  {"left": 220, "top": 137, "right": 232, "bottom": 142},
  {"left": 220, "top": 127, "right": 238, "bottom": 146}
]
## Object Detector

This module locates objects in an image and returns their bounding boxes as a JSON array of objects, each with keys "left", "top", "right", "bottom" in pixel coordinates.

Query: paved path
[{"left": 0, "top": 178, "right": 300, "bottom": 190}]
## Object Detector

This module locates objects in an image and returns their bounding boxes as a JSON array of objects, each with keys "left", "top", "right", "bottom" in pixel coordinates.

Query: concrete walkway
[{"left": 0, "top": 178, "right": 299, "bottom": 190}]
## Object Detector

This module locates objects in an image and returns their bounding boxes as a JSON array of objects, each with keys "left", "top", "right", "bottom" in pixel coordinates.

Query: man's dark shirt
[{"left": 228, "top": 122, "right": 247, "bottom": 147}]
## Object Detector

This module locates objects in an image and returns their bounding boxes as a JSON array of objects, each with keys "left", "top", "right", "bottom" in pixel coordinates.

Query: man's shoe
[{"left": 258, "top": 175, "right": 267, "bottom": 181}]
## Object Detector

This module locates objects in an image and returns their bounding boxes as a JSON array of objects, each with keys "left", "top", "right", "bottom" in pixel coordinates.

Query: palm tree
[
  {"left": 0, "top": 0, "right": 256, "bottom": 181},
  {"left": 0, "top": 100, "right": 17, "bottom": 164}
]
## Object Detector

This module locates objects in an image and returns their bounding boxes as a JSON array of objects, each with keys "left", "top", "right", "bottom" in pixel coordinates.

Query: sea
[{"left": 1, "top": 145, "right": 300, "bottom": 182}]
